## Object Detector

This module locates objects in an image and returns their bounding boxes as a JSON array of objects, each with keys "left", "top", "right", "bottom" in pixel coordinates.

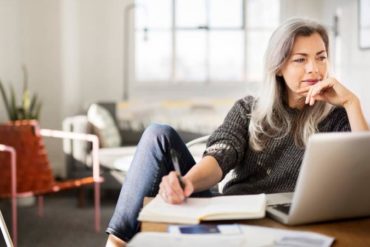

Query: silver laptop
[
  {"left": 0, "top": 210, "right": 14, "bottom": 247},
  {"left": 266, "top": 132, "right": 370, "bottom": 225}
]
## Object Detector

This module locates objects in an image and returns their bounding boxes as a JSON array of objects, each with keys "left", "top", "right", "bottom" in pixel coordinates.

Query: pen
[{"left": 170, "top": 149, "right": 186, "bottom": 191}]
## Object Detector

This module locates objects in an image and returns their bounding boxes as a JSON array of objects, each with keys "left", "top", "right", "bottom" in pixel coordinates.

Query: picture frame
[{"left": 359, "top": 0, "right": 370, "bottom": 49}]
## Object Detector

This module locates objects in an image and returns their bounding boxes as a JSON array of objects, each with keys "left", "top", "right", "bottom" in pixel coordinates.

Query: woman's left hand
[
  {"left": 299, "top": 77, "right": 369, "bottom": 131},
  {"left": 300, "top": 77, "right": 357, "bottom": 107}
]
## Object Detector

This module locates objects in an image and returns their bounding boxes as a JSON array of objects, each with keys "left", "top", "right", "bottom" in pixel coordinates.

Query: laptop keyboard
[{"left": 271, "top": 203, "right": 291, "bottom": 214}]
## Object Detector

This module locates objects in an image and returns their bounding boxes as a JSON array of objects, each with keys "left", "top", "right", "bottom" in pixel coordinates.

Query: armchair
[
  {"left": 0, "top": 120, "right": 103, "bottom": 247},
  {"left": 186, "top": 135, "right": 235, "bottom": 193}
]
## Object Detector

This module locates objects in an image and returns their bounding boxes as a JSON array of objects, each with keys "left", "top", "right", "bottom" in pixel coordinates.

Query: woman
[{"left": 105, "top": 18, "right": 369, "bottom": 246}]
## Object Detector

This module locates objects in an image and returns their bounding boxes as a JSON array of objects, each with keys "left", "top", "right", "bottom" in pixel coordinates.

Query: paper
[
  {"left": 240, "top": 225, "right": 334, "bottom": 247},
  {"left": 128, "top": 232, "right": 246, "bottom": 247},
  {"left": 128, "top": 225, "right": 334, "bottom": 247}
]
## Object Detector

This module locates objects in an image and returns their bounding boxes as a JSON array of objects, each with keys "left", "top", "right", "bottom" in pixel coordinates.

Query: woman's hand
[
  {"left": 298, "top": 77, "right": 369, "bottom": 131},
  {"left": 158, "top": 171, "right": 194, "bottom": 204},
  {"left": 300, "top": 77, "right": 356, "bottom": 107}
]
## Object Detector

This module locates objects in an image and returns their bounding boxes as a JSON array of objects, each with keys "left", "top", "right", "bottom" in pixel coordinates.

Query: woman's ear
[{"left": 276, "top": 70, "right": 283, "bottom": 77}]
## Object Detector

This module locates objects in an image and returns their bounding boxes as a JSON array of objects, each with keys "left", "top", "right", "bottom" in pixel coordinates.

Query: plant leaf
[
  {"left": 0, "top": 80, "right": 13, "bottom": 120},
  {"left": 22, "top": 65, "right": 28, "bottom": 92},
  {"left": 35, "top": 101, "right": 42, "bottom": 120},
  {"left": 22, "top": 90, "right": 31, "bottom": 118},
  {"left": 29, "top": 93, "right": 37, "bottom": 117},
  {"left": 17, "top": 107, "right": 25, "bottom": 120},
  {"left": 10, "top": 85, "right": 18, "bottom": 120}
]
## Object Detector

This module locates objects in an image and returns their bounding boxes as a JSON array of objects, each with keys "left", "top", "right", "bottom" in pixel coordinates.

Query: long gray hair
[{"left": 249, "top": 18, "right": 333, "bottom": 151}]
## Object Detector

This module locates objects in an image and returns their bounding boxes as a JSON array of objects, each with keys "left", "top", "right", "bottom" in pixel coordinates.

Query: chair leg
[
  {"left": 37, "top": 196, "right": 44, "bottom": 217},
  {"left": 77, "top": 187, "right": 86, "bottom": 208},
  {"left": 94, "top": 182, "right": 101, "bottom": 232},
  {"left": 11, "top": 191, "right": 17, "bottom": 247}
]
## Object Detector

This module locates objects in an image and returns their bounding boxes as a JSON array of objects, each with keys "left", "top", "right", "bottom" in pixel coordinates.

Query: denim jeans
[{"left": 106, "top": 123, "right": 213, "bottom": 242}]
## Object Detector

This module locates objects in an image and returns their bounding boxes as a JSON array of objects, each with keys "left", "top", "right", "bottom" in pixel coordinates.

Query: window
[
  {"left": 134, "top": 0, "right": 279, "bottom": 85},
  {"left": 359, "top": 0, "right": 370, "bottom": 49}
]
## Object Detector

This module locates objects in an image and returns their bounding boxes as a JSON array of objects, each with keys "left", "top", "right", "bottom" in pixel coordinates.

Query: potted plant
[
  {"left": 0, "top": 67, "right": 42, "bottom": 206},
  {"left": 0, "top": 66, "right": 42, "bottom": 121}
]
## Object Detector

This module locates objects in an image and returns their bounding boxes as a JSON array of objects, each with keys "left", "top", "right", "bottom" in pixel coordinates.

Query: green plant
[{"left": 0, "top": 67, "right": 42, "bottom": 121}]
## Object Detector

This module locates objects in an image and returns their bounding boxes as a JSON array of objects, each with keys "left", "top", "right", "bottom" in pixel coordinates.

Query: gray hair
[{"left": 249, "top": 18, "right": 333, "bottom": 151}]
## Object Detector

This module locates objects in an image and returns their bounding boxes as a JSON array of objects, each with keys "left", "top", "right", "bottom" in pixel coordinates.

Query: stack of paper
[{"left": 128, "top": 225, "right": 334, "bottom": 247}]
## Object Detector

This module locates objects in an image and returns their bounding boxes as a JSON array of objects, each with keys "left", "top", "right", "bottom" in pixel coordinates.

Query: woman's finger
[
  {"left": 160, "top": 172, "right": 186, "bottom": 204},
  {"left": 306, "top": 86, "right": 314, "bottom": 104},
  {"left": 182, "top": 178, "right": 194, "bottom": 197},
  {"left": 306, "top": 79, "right": 333, "bottom": 105},
  {"left": 168, "top": 171, "right": 186, "bottom": 200},
  {"left": 159, "top": 176, "right": 170, "bottom": 201}
]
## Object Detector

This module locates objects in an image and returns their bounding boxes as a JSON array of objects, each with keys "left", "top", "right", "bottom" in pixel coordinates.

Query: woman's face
[{"left": 279, "top": 32, "right": 328, "bottom": 108}]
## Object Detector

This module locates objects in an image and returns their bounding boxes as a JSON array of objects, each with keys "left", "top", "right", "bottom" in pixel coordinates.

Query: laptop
[
  {"left": 266, "top": 132, "right": 370, "bottom": 225},
  {"left": 0, "top": 210, "right": 14, "bottom": 247}
]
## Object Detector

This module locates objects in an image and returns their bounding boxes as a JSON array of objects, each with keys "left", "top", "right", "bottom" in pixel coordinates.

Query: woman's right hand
[{"left": 158, "top": 171, "right": 194, "bottom": 204}]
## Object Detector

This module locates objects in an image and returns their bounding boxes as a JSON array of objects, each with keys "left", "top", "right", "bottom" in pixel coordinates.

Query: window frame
[
  {"left": 134, "top": 0, "right": 247, "bottom": 87},
  {"left": 130, "top": 0, "right": 280, "bottom": 99}
]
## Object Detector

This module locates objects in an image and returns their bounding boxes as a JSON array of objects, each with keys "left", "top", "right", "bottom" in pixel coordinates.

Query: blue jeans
[{"left": 106, "top": 124, "right": 213, "bottom": 242}]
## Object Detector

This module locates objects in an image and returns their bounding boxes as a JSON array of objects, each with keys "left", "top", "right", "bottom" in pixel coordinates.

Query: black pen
[{"left": 170, "top": 149, "right": 186, "bottom": 191}]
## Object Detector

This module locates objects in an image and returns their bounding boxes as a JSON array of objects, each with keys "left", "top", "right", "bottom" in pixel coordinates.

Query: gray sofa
[{"left": 63, "top": 100, "right": 233, "bottom": 189}]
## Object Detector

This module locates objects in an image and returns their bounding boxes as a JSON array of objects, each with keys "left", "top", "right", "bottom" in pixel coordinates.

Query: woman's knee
[{"left": 142, "top": 123, "right": 178, "bottom": 141}]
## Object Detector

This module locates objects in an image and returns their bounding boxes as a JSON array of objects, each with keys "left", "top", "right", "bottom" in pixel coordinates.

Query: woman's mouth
[{"left": 303, "top": 79, "right": 320, "bottom": 86}]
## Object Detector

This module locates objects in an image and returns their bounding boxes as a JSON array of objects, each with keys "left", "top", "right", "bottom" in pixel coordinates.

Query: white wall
[
  {"left": 61, "top": 0, "right": 82, "bottom": 118},
  {"left": 332, "top": 0, "right": 370, "bottom": 119},
  {"left": 0, "top": 0, "right": 22, "bottom": 122},
  {"left": 280, "top": 0, "right": 323, "bottom": 21},
  {"left": 78, "top": 0, "right": 127, "bottom": 106},
  {"left": 18, "top": 0, "right": 65, "bottom": 175}
]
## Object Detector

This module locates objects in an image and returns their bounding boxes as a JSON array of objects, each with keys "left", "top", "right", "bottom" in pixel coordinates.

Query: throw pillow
[{"left": 87, "top": 104, "right": 122, "bottom": 148}]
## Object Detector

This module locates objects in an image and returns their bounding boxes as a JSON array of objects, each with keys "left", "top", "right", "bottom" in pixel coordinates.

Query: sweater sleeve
[
  {"left": 319, "top": 107, "right": 351, "bottom": 132},
  {"left": 331, "top": 107, "right": 351, "bottom": 132},
  {"left": 203, "top": 96, "right": 253, "bottom": 178}
]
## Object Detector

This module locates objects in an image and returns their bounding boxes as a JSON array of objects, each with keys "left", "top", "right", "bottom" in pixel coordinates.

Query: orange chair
[{"left": 0, "top": 120, "right": 103, "bottom": 247}]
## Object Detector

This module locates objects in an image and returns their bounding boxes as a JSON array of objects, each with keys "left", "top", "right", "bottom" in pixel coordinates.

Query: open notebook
[
  {"left": 138, "top": 194, "right": 266, "bottom": 224},
  {"left": 0, "top": 210, "right": 14, "bottom": 247}
]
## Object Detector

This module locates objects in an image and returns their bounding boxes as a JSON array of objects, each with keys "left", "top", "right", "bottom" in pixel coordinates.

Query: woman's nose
[{"left": 306, "top": 60, "right": 319, "bottom": 74}]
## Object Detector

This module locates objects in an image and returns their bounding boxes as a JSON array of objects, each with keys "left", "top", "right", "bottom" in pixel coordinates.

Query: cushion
[
  {"left": 62, "top": 115, "right": 91, "bottom": 162},
  {"left": 87, "top": 104, "right": 122, "bottom": 148},
  {"left": 98, "top": 146, "right": 136, "bottom": 171}
]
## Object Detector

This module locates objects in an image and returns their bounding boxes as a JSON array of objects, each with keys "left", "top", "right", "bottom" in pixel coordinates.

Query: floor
[{"left": 0, "top": 190, "right": 119, "bottom": 247}]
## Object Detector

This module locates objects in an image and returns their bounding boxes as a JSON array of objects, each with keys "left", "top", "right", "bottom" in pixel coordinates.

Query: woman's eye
[
  {"left": 293, "top": 58, "right": 305, "bottom": 63},
  {"left": 318, "top": 56, "right": 327, "bottom": 61}
]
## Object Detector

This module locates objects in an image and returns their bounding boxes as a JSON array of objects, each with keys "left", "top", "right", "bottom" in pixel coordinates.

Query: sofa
[{"left": 63, "top": 99, "right": 234, "bottom": 189}]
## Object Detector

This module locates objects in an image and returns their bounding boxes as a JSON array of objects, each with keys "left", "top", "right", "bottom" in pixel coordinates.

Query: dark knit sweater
[{"left": 204, "top": 96, "right": 351, "bottom": 195}]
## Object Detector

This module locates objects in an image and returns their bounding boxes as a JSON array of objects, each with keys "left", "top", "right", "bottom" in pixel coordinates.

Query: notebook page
[
  {"left": 138, "top": 195, "right": 212, "bottom": 223},
  {"left": 204, "top": 194, "right": 266, "bottom": 217}
]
